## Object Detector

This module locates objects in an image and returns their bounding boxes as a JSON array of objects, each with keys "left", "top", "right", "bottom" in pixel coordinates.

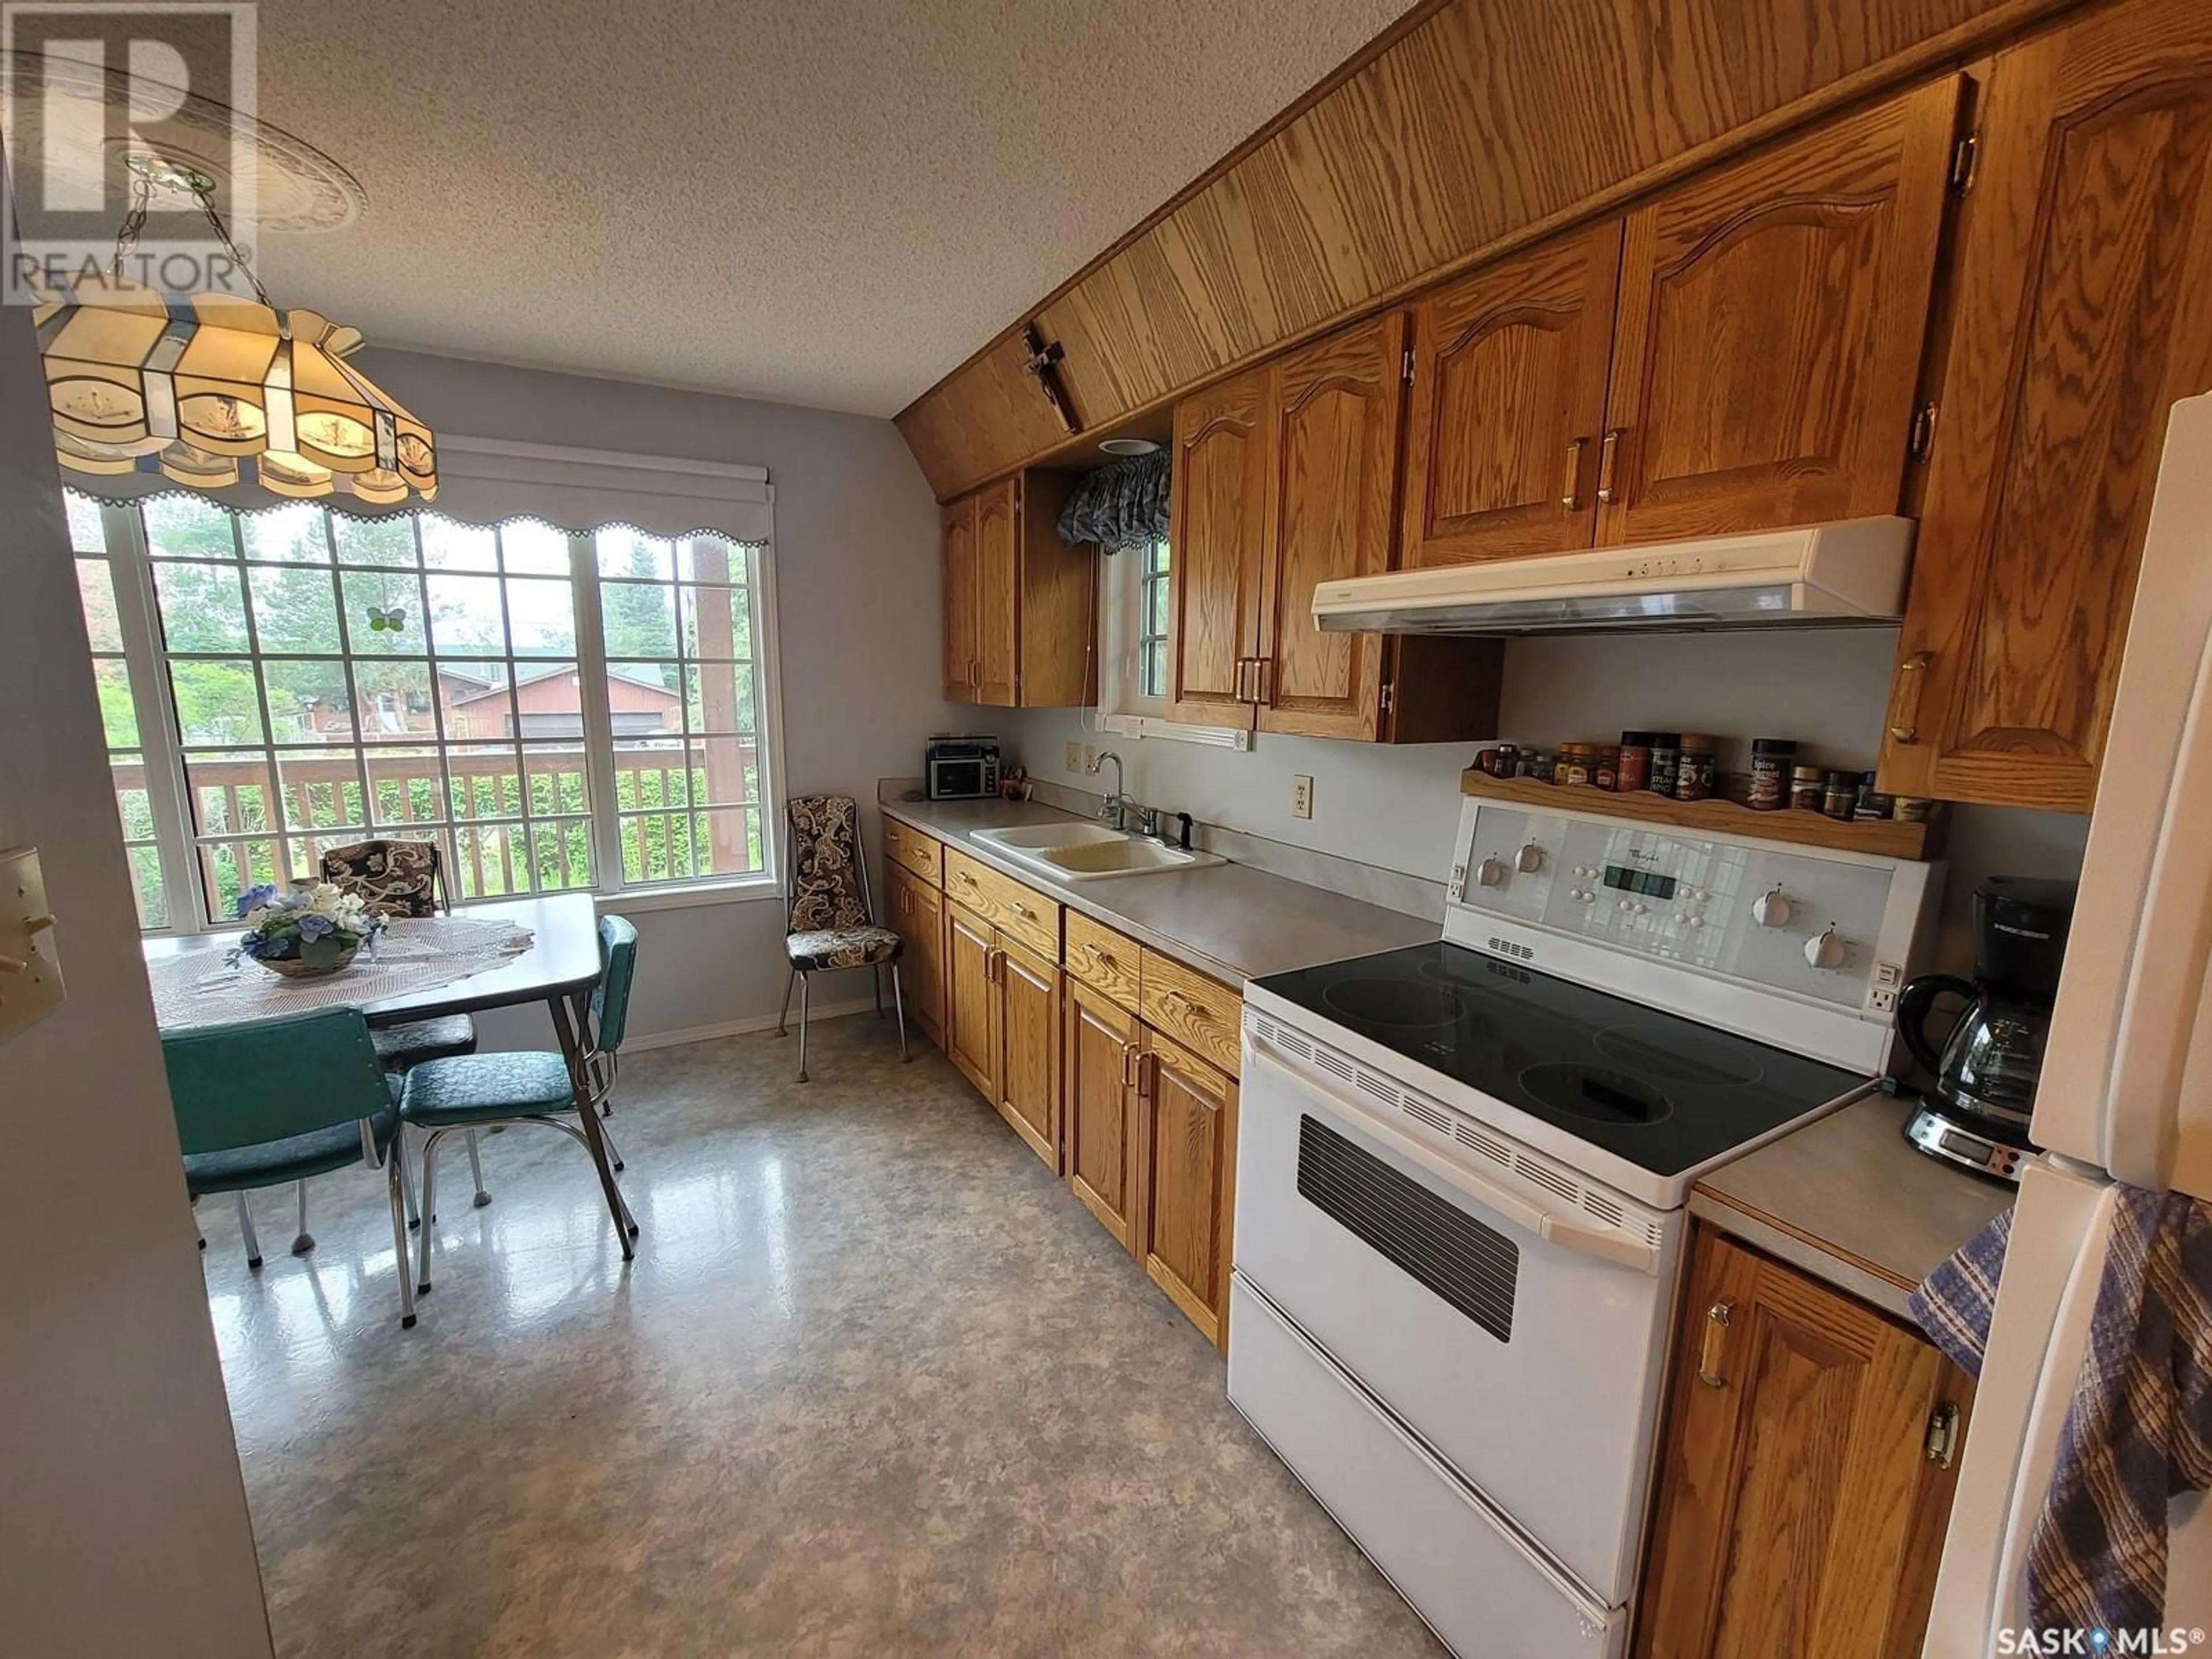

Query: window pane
[
  {"left": 618, "top": 809, "right": 694, "bottom": 885},
  {"left": 600, "top": 581, "right": 677, "bottom": 658},
  {"left": 452, "top": 823, "right": 527, "bottom": 899},
  {"left": 143, "top": 494, "right": 237, "bottom": 559},
  {"left": 436, "top": 660, "right": 512, "bottom": 738},
  {"left": 691, "top": 807, "right": 762, "bottom": 880},
  {"left": 364, "top": 749, "right": 445, "bottom": 828},
  {"left": 249, "top": 563, "right": 343, "bottom": 653},
  {"left": 351, "top": 659, "right": 435, "bottom": 740},
  {"left": 684, "top": 662, "right": 755, "bottom": 733},
  {"left": 448, "top": 745, "right": 522, "bottom": 821},
  {"left": 528, "top": 819, "right": 594, "bottom": 892},
  {"left": 170, "top": 660, "right": 266, "bottom": 745},
  {"left": 613, "top": 740, "right": 691, "bottom": 810},
  {"left": 276, "top": 753, "right": 363, "bottom": 832},
  {"left": 1147, "top": 574, "right": 1169, "bottom": 637},
  {"left": 77, "top": 558, "right": 122, "bottom": 651},
  {"left": 678, "top": 536, "right": 745, "bottom": 585},
  {"left": 1142, "top": 640, "right": 1166, "bottom": 700},
  {"left": 198, "top": 839, "right": 287, "bottom": 923},
  {"left": 510, "top": 661, "right": 584, "bottom": 740},
  {"left": 240, "top": 504, "right": 329, "bottom": 564},
  {"left": 681, "top": 584, "right": 749, "bottom": 658},
  {"left": 419, "top": 516, "right": 497, "bottom": 571},
  {"left": 154, "top": 560, "right": 250, "bottom": 651},
  {"left": 505, "top": 577, "right": 575, "bottom": 657},
  {"left": 66, "top": 491, "right": 107, "bottom": 552},
  {"left": 595, "top": 526, "right": 672, "bottom": 581},
  {"left": 287, "top": 831, "right": 373, "bottom": 887},
  {"left": 264, "top": 657, "right": 355, "bottom": 743},
  {"left": 186, "top": 752, "right": 275, "bottom": 835},
  {"left": 691, "top": 733, "right": 756, "bottom": 806},
  {"left": 500, "top": 521, "right": 570, "bottom": 575},
  {"left": 340, "top": 569, "right": 426, "bottom": 654},
  {"left": 127, "top": 843, "right": 169, "bottom": 930},
  {"left": 523, "top": 744, "right": 591, "bottom": 817},
  {"left": 331, "top": 514, "right": 418, "bottom": 568},
  {"left": 604, "top": 663, "right": 681, "bottom": 737},
  {"left": 425, "top": 573, "right": 507, "bottom": 656},
  {"left": 111, "top": 753, "right": 153, "bottom": 839},
  {"left": 93, "top": 658, "right": 138, "bottom": 747}
]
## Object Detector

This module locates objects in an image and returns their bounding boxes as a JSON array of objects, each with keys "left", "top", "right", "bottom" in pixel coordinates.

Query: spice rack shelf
[{"left": 1459, "top": 770, "right": 1945, "bottom": 861}]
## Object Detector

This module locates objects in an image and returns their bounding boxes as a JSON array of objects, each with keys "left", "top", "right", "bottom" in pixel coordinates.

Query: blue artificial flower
[
  {"left": 234, "top": 882, "right": 279, "bottom": 919},
  {"left": 297, "top": 912, "right": 335, "bottom": 941}
]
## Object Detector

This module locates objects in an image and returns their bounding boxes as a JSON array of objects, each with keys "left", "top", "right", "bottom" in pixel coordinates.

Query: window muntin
[{"left": 1137, "top": 537, "right": 1171, "bottom": 700}]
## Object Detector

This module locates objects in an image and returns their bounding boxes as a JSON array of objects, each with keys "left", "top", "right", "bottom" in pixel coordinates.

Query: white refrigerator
[{"left": 1924, "top": 391, "right": 2212, "bottom": 1653}]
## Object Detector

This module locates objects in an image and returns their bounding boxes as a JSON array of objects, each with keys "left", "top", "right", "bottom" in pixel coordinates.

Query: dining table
[{"left": 142, "top": 892, "right": 635, "bottom": 1257}]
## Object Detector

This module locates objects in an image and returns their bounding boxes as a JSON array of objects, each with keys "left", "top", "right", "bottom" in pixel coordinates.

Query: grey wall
[
  {"left": 1003, "top": 627, "right": 2090, "bottom": 975},
  {"left": 360, "top": 350, "right": 952, "bottom": 1043},
  {"left": 0, "top": 316, "right": 273, "bottom": 1648}
]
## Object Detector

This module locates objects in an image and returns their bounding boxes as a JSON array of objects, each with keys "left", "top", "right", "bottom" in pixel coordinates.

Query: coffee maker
[{"left": 1897, "top": 876, "right": 2078, "bottom": 1183}]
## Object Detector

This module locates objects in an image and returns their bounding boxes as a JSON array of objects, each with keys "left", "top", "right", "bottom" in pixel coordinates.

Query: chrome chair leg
[
  {"left": 236, "top": 1191, "right": 263, "bottom": 1269},
  {"left": 874, "top": 963, "right": 885, "bottom": 1018},
  {"left": 386, "top": 1148, "right": 417, "bottom": 1330},
  {"left": 775, "top": 968, "right": 796, "bottom": 1037},
  {"left": 416, "top": 1130, "right": 444, "bottom": 1295},
  {"left": 466, "top": 1128, "right": 490, "bottom": 1208},
  {"left": 396, "top": 1127, "right": 421, "bottom": 1232},
  {"left": 797, "top": 972, "right": 811, "bottom": 1084},
  {"left": 603, "top": 1123, "right": 624, "bottom": 1173},
  {"left": 290, "top": 1178, "right": 315, "bottom": 1256},
  {"left": 891, "top": 962, "right": 911, "bottom": 1063}
]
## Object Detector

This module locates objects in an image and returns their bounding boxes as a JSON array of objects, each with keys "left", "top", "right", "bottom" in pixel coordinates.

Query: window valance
[{"left": 1056, "top": 451, "right": 1169, "bottom": 554}]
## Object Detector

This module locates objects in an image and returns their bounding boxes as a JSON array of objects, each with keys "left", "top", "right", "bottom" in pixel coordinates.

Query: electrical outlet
[
  {"left": 1290, "top": 775, "right": 1314, "bottom": 819},
  {"left": 1869, "top": 986, "right": 1899, "bottom": 1016},
  {"left": 1065, "top": 741, "right": 1082, "bottom": 772},
  {"left": 1082, "top": 745, "right": 1098, "bottom": 773}
]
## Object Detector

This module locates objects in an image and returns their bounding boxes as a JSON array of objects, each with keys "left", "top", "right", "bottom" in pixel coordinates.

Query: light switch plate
[{"left": 0, "top": 846, "right": 65, "bottom": 1041}]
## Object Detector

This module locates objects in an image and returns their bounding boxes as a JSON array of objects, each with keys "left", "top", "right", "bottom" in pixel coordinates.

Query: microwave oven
[{"left": 926, "top": 737, "right": 1001, "bottom": 801}]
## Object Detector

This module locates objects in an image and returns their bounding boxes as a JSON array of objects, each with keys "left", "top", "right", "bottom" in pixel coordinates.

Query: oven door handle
[{"left": 1248, "top": 1037, "right": 1660, "bottom": 1275}]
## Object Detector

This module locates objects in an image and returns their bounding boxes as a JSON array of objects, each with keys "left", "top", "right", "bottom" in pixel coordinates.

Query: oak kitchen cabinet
[
  {"left": 1878, "top": 0, "right": 2212, "bottom": 813},
  {"left": 1168, "top": 313, "right": 1505, "bottom": 743},
  {"left": 1134, "top": 1029, "right": 1238, "bottom": 1350},
  {"left": 1063, "top": 974, "right": 1141, "bottom": 1248},
  {"left": 1634, "top": 1228, "right": 1973, "bottom": 1659},
  {"left": 940, "top": 471, "right": 1096, "bottom": 708},
  {"left": 944, "top": 898, "right": 1062, "bottom": 1171},
  {"left": 884, "top": 862, "right": 945, "bottom": 1051}
]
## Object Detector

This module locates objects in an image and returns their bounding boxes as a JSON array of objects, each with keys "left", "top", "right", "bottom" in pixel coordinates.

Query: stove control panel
[{"left": 1446, "top": 800, "right": 1940, "bottom": 1027}]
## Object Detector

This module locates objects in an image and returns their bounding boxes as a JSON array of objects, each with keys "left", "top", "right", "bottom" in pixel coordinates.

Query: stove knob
[
  {"left": 1632, "top": 902, "right": 1650, "bottom": 915},
  {"left": 1684, "top": 915, "right": 1705, "bottom": 930},
  {"left": 1616, "top": 898, "right": 1632, "bottom": 912},
  {"left": 1516, "top": 841, "right": 1545, "bottom": 874},
  {"left": 1478, "top": 856, "right": 1509, "bottom": 888},
  {"left": 1753, "top": 885, "right": 1793, "bottom": 928},
  {"left": 1577, "top": 889, "right": 1596, "bottom": 903},
  {"left": 1804, "top": 925, "right": 1848, "bottom": 971}
]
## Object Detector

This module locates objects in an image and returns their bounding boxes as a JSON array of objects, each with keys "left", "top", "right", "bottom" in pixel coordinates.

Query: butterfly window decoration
[{"left": 365, "top": 604, "right": 408, "bottom": 634}]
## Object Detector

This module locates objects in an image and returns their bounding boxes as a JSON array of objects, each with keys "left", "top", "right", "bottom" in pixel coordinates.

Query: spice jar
[
  {"left": 1596, "top": 744, "right": 1622, "bottom": 791},
  {"left": 1558, "top": 742, "right": 1599, "bottom": 787},
  {"left": 1893, "top": 796, "right": 1934, "bottom": 823},
  {"left": 1854, "top": 771, "right": 1895, "bottom": 821},
  {"left": 1518, "top": 748, "right": 1551, "bottom": 781},
  {"left": 1748, "top": 738, "right": 1797, "bottom": 810},
  {"left": 1789, "top": 764, "right": 1825, "bottom": 812},
  {"left": 1674, "top": 734, "right": 1715, "bottom": 802},
  {"left": 1648, "top": 733, "right": 1681, "bottom": 793},
  {"left": 1616, "top": 732, "right": 1654, "bottom": 794},
  {"left": 1821, "top": 770, "right": 1858, "bottom": 820}
]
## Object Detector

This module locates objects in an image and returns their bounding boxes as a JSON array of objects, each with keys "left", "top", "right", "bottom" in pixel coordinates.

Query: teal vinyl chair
[
  {"left": 164, "top": 1005, "right": 419, "bottom": 1329},
  {"left": 402, "top": 915, "right": 639, "bottom": 1298}
]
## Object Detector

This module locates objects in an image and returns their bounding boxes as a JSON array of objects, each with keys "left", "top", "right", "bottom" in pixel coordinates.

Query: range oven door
[{"left": 1231, "top": 1014, "right": 1682, "bottom": 1612}]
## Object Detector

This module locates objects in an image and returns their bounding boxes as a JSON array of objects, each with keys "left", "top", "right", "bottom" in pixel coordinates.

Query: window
[
  {"left": 75, "top": 491, "right": 777, "bottom": 930},
  {"left": 1137, "top": 537, "right": 1171, "bottom": 699}
]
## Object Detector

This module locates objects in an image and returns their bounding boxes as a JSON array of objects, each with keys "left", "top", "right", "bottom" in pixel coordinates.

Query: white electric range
[{"left": 1227, "top": 793, "right": 1943, "bottom": 1658}]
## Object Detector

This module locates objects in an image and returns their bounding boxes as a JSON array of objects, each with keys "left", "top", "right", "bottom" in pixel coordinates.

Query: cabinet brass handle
[
  {"left": 1561, "top": 436, "right": 1586, "bottom": 510},
  {"left": 1253, "top": 657, "right": 1272, "bottom": 706},
  {"left": 1121, "top": 1042, "right": 1138, "bottom": 1089},
  {"left": 1596, "top": 429, "right": 1623, "bottom": 504},
  {"left": 1137, "top": 1052, "right": 1156, "bottom": 1100},
  {"left": 1889, "top": 650, "right": 1935, "bottom": 744},
  {"left": 1233, "top": 657, "right": 1254, "bottom": 702},
  {"left": 1697, "top": 1302, "right": 1733, "bottom": 1388}
]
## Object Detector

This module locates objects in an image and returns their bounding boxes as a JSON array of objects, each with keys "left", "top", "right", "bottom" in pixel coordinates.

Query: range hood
[{"left": 1312, "top": 516, "right": 1915, "bottom": 636}]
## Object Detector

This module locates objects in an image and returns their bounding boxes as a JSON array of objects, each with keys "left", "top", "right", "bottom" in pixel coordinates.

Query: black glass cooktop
[{"left": 1252, "top": 940, "right": 1868, "bottom": 1179}]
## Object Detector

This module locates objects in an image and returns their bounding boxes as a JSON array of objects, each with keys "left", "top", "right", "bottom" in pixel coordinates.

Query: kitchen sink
[{"left": 970, "top": 823, "right": 1223, "bottom": 882}]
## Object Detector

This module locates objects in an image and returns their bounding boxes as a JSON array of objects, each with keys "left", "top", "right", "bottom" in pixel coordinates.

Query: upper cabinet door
[
  {"left": 1878, "top": 0, "right": 2212, "bottom": 812},
  {"left": 1402, "top": 224, "right": 1623, "bottom": 567},
  {"left": 1597, "top": 79, "right": 1961, "bottom": 546},
  {"left": 941, "top": 495, "right": 980, "bottom": 700},
  {"left": 1168, "top": 366, "right": 1271, "bottom": 728},
  {"left": 973, "top": 477, "right": 1021, "bottom": 707},
  {"left": 1257, "top": 312, "right": 1408, "bottom": 742}
]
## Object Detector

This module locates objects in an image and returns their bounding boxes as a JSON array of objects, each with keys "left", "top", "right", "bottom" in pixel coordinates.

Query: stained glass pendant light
[{"left": 36, "top": 157, "right": 437, "bottom": 503}]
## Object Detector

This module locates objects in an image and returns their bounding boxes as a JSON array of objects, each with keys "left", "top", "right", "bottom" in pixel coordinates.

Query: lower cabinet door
[
  {"left": 887, "top": 866, "right": 944, "bottom": 1048},
  {"left": 995, "top": 935, "right": 1060, "bottom": 1171},
  {"left": 1064, "top": 978, "right": 1139, "bottom": 1246},
  {"left": 1634, "top": 1228, "right": 1974, "bottom": 1659},
  {"left": 1137, "top": 1031, "right": 1239, "bottom": 1350},
  {"left": 945, "top": 902, "right": 1000, "bottom": 1101}
]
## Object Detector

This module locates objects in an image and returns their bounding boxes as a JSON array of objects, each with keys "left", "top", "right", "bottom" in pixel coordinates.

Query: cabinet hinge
[
  {"left": 1925, "top": 1401, "right": 1961, "bottom": 1468},
  {"left": 1908, "top": 402, "right": 1939, "bottom": 462},
  {"left": 1948, "top": 133, "right": 1979, "bottom": 196},
  {"left": 1380, "top": 682, "right": 1395, "bottom": 714},
  {"left": 1402, "top": 347, "right": 1415, "bottom": 385}
]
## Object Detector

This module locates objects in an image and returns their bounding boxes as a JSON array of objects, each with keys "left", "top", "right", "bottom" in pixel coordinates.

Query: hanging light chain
[
  {"left": 190, "top": 178, "right": 271, "bottom": 305},
  {"left": 108, "top": 173, "right": 151, "bottom": 279}
]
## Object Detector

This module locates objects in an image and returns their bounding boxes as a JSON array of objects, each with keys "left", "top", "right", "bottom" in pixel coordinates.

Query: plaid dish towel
[
  {"left": 1910, "top": 1206, "right": 2014, "bottom": 1378},
  {"left": 2027, "top": 1187, "right": 2212, "bottom": 1635}
]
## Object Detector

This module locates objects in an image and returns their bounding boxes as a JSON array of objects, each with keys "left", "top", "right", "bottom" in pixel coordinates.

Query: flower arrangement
[{"left": 229, "top": 882, "right": 384, "bottom": 978}]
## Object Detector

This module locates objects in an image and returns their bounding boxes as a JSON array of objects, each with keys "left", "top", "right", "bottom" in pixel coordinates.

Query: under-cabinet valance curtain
[{"left": 1056, "top": 450, "right": 1169, "bottom": 554}]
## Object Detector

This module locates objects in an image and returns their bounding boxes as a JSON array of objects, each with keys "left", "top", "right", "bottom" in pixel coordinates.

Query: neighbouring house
[{"left": 307, "top": 664, "right": 681, "bottom": 740}]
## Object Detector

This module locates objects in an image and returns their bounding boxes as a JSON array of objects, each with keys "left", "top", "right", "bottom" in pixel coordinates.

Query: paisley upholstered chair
[{"left": 777, "top": 794, "right": 909, "bottom": 1082}]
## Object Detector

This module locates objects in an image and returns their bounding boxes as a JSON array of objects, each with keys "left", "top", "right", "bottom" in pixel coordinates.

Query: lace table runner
[{"left": 148, "top": 915, "right": 536, "bottom": 1030}]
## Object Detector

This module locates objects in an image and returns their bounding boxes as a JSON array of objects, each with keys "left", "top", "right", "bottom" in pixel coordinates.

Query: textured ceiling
[{"left": 247, "top": 0, "right": 1419, "bottom": 416}]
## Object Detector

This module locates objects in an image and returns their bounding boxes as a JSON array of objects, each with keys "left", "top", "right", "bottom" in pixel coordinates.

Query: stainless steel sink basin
[{"left": 971, "top": 823, "right": 1222, "bottom": 882}]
